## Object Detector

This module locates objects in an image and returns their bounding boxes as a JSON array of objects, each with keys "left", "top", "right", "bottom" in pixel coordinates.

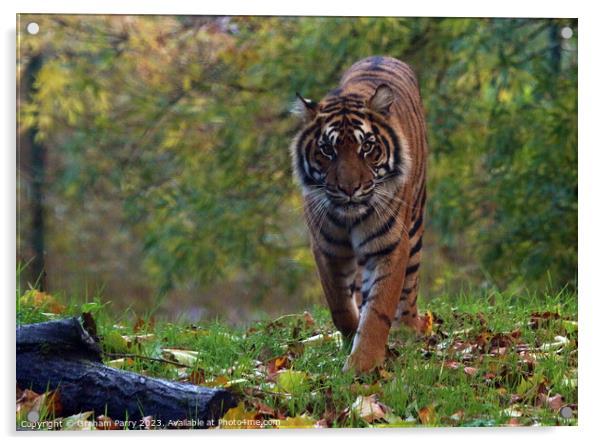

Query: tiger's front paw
[{"left": 342, "top": 349, "right": 385, "bottom": 374}]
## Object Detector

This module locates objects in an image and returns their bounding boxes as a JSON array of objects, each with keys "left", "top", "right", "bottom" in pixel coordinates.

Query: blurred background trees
[{"left": 17, "top": 16, "right": 577, "bottom": 323}]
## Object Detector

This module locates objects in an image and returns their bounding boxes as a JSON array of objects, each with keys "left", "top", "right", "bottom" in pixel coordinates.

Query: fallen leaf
[
  {"left": 539, "top": 336, "right": 569, "bottom": 352},
  {"left": 538, "top": 393, "right": 564, "bottom": 411},
  {"left": 106, "top": 358, "right": 134, "bottom": 369},
  {"left": 204, "top": 375, "right": 230, "bottom": 387},
  {"left": 96, "top": 415, "right": 118, "bottom": 430},
  {"left": 133, "top": 316, "right": 155, "bottom": 332},
  {"left": 140, "top": 415, "right": 155, "bottom": 430},
  {"left": 122, "top": 333, "right": 156, "bottom": 348},
  {"left": 278, "top": 414, "right": 317, "bottom": 428},
  {"left": 373, "top": 412, "right": 417, "bottom": 428},
  {"left": 300, "top": 331, "right": 343, "bottom": 348},
  {"left": 351, "top": 394, "right": 391, "bottom": 423},
  {"left": 251, "top": 400, "right": 276, "bottom": 418},
  {"left": 529, "top": 312, "right": 560, "bottom": 330},
  {"left": 421, "top": 310, "right": 434, "bottom": 336},
  {"left": 266, "top": 355, "right": 290, "bottom": 379},
  {"left": 444, "top": 360, "right": 461, "bottom": 370},
  {"left": 220, "top": 403, "right": 260, "bottom": 429},
  {"left": 303, "top": 311, "right": 315, "bottom": 327},
  {"left": 16, "top": 389, "right": 62, "bottom": 421},
  {"left": 19, "top": 290, "right": 65, "bottom": 314},
  {"left": 418, "top": 405, "right": 435, "bottom": 425},
  {"left": 378, "top": 368, "right": 394, "bottom": 380},
  {"left": 464, "top": 366, "right": 478, "bottom": 377},
  {"left": 450, "top": 410, "right": 464, "bottom": 422},
  {"left": 102, "top": 330, "right": 129, "bottom": 353},
  {"left": 189, "top": 369, "right": 206, "bottom": 385},
  {"left": 62, "top": 411, "right": 95, "bottom": 430},
  {"left": 162, "top": 348, "right": 199, "bottom": 367},
  {"left": 275, "top": 370, "right": 309, "bottom": 394}
]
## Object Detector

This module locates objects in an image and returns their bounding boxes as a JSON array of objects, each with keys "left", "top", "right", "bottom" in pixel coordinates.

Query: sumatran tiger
[{"left": 290, "top": 56, "right": 429, "bottom": 373}]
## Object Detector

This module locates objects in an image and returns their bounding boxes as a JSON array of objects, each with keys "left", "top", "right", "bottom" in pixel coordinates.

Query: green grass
[{"left": 16, "top": 285, "right": 577, "bottom": 429}]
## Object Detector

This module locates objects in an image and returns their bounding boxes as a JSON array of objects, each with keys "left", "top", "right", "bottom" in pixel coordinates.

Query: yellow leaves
[
  {"left": 421, "top": 310, "right": 433, "bottom": 336},
  {"left": 219, "top": 403, "right": 260, "bottom": 429},
  {"left": 278, "top": 414, "right": 317, "bottom": 428},
  {"left": 275, "top": 370, "right": 309, "bottom": 394},
  {"left": 220, "top": 403, "right": 317, "bottom": 429},
  {"left": 19, "top": 290, "right": 65, "bottom": 315},
  {"left": 204, "top": 375, "right": 230, "bottom": 387}
]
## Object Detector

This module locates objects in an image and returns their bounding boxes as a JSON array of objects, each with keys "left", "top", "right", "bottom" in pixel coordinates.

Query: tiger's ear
[
  {"left": 292, "top": 92, "right": 318, "bottom": 121},
  {"left": 368, "top": 84, "right": 394, "bottom": 115}
]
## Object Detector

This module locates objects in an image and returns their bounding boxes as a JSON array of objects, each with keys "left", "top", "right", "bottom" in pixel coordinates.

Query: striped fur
[{"left": 290, "top": 56, "right": 429, "bottom": 373}]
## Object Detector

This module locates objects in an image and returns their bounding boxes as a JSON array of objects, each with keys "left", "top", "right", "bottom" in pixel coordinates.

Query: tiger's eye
[
  {"left": 319, "top": 142, "right": 336, "bottom": 158},
  {"left": 361, "top": 141, "right": 375, "bottom": 155}
]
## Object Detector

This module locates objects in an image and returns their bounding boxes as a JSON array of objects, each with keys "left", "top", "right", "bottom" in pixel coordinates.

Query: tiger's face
[{"left": 292, "top": 86, "right": 406, "bottom": 221}]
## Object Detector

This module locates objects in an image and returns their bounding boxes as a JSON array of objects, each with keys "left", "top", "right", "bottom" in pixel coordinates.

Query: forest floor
[{"left": 17, "top": 287, "right": 577, "bottom": 429}]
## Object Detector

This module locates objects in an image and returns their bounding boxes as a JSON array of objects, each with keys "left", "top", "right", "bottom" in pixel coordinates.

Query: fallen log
[{"left": 17, "top": 317, "right": 237, "bottom": 429}]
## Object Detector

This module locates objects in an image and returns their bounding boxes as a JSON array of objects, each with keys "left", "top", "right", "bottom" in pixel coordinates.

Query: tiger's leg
[
  {"left": 395, "top": 253, "right": 422, "bottom": 332},
  {"left": 312, "top": 247, "right": 360, "bottom": 339},
  {"left": 395, "top": 216, "right": 426, "bottom": 332},
  {"left": 343, "top": 248, "right": 406, "bottom": 373}
]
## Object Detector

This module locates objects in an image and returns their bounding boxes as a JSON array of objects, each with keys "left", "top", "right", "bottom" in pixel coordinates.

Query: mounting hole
[
  {"left": 560, "top": 26, "right": 573, "bottom": 40},
  {"left": 26, "top": 22, "right": 40, "bottom": 35}
]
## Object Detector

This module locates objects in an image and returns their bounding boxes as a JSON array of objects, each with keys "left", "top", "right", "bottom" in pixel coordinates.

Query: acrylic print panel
[{"left": 16, "top": 14, "right": 577, "bottom": 430}]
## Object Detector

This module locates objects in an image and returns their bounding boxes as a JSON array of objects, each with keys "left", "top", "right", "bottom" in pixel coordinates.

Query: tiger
[{"left": 290, "top": 56, "right": 429, "bottom": 373}]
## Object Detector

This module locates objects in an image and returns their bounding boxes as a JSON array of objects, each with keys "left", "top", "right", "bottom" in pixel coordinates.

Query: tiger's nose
[{"left": 337, "top": 183, "right": 361, "bottom": 197}]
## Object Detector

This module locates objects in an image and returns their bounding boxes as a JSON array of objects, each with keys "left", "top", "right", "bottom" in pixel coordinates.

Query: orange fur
[{"left": 291, "top": 56, "right": 428, "bottom": 373}]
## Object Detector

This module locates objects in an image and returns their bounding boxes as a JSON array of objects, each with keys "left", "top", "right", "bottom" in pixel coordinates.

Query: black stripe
[
  {"left": 362, "top": 289, "right": 370, "bottom": 301},
  {"left": 295, "top": 122, "right": 322, "bottom": 186},
  {"left": 371, "top": 273, "right": 391, "bottom": 287},
  {"left": 350, "top": 206, "right": 375, "bottom": 228},
  {"left": 346, "top": 75, "right": 381, "bottom": 85},
  {"left": 408, "top": 214, "right": 423, "bottom": 238},
  {"left": 335, "top": 268, "right": 354, "bottom": 278},
  {"left": 405, "top": 263, "right": 420, "bottom": 276},
  {"left": 358, "top": 239, "right": 400, "bottom": 266},
  {"left": 320, "top": 229, "right": 352, "bottom": 248},
  {"left": 358, "top": 216, "right": 395, "bottom": 248},
  {"left": 409, "top": 236, "right": 423, "bottom": 257},
  {"left": 358, "top": 195, "right": 404, "bottom": 248},
  {"left": 318, "top": 245, "right": 354, "bottom": 261},
  {"left": 362, "top": 272, "right": 390, "bottom": 286},
  {"left": 326, "top": 211, "right": 348, "bottom": 229},
  {"left": 370, "top": 307, "right": 392, "bottom": 327},
  {"left": 369, "top": 115, "right": 402, "bottom": 171}
]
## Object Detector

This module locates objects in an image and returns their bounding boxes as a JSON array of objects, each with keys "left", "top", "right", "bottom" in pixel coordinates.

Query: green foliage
[{"left": 18, "top": 16, "right": 577, "bottom": 302}]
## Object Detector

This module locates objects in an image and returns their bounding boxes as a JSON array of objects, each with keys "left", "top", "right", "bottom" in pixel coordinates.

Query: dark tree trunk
[
  {"left": 16, "top": 318, "right": 238, "bottom": 428},
  {"left": 20, "top": 54, "right": 47, "bottom": 290},
  {"left": 548, "top": 21, "right": 561, "bottom": 75}
]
